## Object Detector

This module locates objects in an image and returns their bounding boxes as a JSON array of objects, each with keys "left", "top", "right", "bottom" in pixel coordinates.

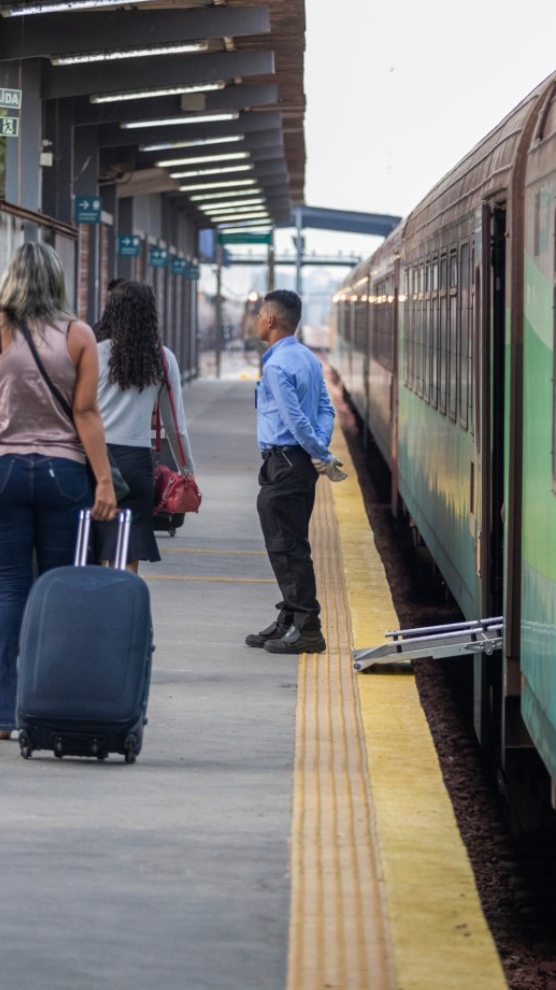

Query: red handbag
[
  {"left": 153, "top": 352, "right": 201, "bottom": 515},
  {"left": 153, "top": 463, "right": 201, "bottom": 514}
]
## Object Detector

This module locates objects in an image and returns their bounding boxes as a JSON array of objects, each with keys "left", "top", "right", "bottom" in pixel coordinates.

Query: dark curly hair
[{"left": 95, "top": 280, "right": 165, "bottom": 391}]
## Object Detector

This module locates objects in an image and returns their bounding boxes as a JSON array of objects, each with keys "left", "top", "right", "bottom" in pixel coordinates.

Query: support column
[
  {"left": 74, "top": 125, "right": 100, "bottom": 325},
  {"left": 294, "top": 205, "right": 303, "bottom": 299},
  {"left": 2, "top": 60, "right": 42, "bottom": 236},
  {"left": 42, "top": 99, "right": 74, "bottom": 225}
]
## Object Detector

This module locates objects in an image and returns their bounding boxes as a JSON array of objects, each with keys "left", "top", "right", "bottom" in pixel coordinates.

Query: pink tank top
[{"left": 0, "top": 322, "right": 85, "bottom": 463}]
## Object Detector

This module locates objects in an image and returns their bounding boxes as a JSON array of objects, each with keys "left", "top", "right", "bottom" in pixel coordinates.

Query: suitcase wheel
[
  {"left": 19, "top": 732, "right": 33, "bottom": 760},
  {"left": 168, "top": 528, "right": 176, "bottom": 537},
  {"left": 124, "top": 733, "right": 138, "bottom": 764}
]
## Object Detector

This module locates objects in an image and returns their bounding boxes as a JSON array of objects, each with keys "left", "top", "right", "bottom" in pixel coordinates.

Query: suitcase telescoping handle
[{"left": 74, "top": 508, "right": 133, "bottom": 570}]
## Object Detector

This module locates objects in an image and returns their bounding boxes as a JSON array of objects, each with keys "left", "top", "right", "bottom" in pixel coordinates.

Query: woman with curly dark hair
[{"left": 94, "top": 279, "right": 195, "bottom": 571}]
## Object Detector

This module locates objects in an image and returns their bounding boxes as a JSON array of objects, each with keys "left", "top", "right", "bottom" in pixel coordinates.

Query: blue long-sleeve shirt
[{"left": 256, "top": 336, "right": 335, "bottom": 460}]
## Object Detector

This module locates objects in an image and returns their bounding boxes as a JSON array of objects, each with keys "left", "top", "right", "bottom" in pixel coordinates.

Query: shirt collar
[{"left": 261, "top": 334, "right": 297, "bottom": 365}]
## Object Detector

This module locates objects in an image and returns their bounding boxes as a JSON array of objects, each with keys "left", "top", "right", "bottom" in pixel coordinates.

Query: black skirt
[{"left": 93, "top": 444, "right": 161, "bottom": 563}]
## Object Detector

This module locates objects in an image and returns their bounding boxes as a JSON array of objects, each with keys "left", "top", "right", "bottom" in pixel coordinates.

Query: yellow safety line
[
  {"left": 286, "top": 471, "right": 394, "bottom": 990},
  {"left": 144, "top": 574, "right": 275, "bottom": 583},
  {"left": 327, "top": 421, "right": 508, "bottom": 990}
]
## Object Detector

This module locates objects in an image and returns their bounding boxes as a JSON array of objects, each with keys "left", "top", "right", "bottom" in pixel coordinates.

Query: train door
[{"left": 473, "top": 203, "right": 506, "bottom": 746}]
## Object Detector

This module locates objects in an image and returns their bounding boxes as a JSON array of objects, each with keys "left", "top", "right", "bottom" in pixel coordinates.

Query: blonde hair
[{"left": 0, "top": 242, "right": 75, "bottom": 330}]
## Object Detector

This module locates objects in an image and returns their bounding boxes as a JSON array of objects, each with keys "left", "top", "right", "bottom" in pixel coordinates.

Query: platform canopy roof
[{"left": 0, "top": 0, "right": 306, "bottom": 230}]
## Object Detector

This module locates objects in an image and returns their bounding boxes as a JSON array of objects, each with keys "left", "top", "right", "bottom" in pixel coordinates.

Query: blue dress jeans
[{"left": 0, "top": 454, "right": 92, "bottom": 730}]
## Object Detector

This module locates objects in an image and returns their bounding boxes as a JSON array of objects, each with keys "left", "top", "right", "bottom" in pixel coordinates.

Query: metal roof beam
[
  {"left": 296, "top": 205, "right": 402, "bottom": 237},
  {"left": 42, "top": 50, "right": 275, "bottom": 101},
  {"left": 0, "top": 6, "right": 271, "bottom": 60}
]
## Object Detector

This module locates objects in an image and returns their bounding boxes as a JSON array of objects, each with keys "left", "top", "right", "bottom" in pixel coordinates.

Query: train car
[{"left": 330, "top": 71, "right": 556, "bottom": 817}]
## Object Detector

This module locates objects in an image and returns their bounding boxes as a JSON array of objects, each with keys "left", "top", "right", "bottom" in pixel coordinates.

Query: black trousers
[{"left": 256, "top": 447, "right": 321, "bottom": 631}]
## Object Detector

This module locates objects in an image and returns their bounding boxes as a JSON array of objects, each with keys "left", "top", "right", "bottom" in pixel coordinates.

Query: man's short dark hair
[{"left": 264, "top": 289, "right": 301, "bottom": 331}]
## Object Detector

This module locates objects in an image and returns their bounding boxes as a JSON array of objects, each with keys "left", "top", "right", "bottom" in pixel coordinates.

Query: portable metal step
[{"left": 352, "top": 616, "right": 504, "bottom": 672}]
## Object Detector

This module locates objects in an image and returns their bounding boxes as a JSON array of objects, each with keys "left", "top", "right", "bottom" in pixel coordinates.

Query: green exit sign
[{"left": 0, "top": 116, "right": 19, "bottom": 137}]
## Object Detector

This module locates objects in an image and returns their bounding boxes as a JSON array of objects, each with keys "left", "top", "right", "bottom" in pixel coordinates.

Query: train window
[
  {"left": 535, "top": 189, "right": 550, "bottom": 257},
  {"left": 448, "top": 249, "right": 458, "bottom": 421},
  {"left": 459, "top": 243, "right": 469, "bottom": 429},
  {"left": 439, "top": 254, "right": 447, "bottom": 414},
  {"left": 416, "top": 263, "right": 424, "bottom": 397},
  {"left": 430, "top": 259, "right": 439, "bottom": 407},
  {"left": 424, "top": 262, "right": 431, "bottom": 402},
  {"left": 403, "top": 269, "right": 411, "bottom": 385}
]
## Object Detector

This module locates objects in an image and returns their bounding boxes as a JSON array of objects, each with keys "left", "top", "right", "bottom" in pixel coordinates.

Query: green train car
[{"left": 330, "top": 71, "right": 556, "bottom": 819}]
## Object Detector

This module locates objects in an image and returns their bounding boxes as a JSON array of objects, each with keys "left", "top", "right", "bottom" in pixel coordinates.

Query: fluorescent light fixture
[
  {"left": 169, "top": 165, "right": 252, "bottom": 179},
  {"left": 155, "top": 152, "right": 249, "bottom": 167},
  {"left": 199, "top": 199, "right": 265, "bottom": 212},
  {"left": 202, "top": 204, "right": 267, "bottom": 216},
  {"left": 179, "top": 179, "right": 256, "bottom": 191},
  {"left": 52, "top": 42, "right": 208, "bottom": 66},
  {"left": 6, "top": 0, "right": 153, "bottom": 12},
  {"left": 141, "top": 135, "right": 245, "bottom": 153},
  {"left": 189, "top": 188, "right": 261, "bottom": 202},
  {"left": 123, "top": 111, "right": 239, "bottom": 130},
  {"left": 90, "top": 81, "right": 225, "bottom": 105}
]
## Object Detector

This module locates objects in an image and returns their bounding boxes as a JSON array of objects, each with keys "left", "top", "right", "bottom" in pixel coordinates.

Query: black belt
[{"left": 261, "top": 445, "right": 301, "bottom": 458}]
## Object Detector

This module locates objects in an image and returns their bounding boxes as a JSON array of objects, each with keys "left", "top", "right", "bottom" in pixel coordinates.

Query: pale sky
[
  {"left": 211, "top": 2, "right": 556, "bottom": 300},
  {"left": 301, "top": 0, "right": 556, "bottom": 247}
]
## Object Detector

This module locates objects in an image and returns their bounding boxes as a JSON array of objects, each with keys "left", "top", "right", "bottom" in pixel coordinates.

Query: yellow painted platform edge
[{"left": 327, "top": 420, "right": 508, "bottom": 990}]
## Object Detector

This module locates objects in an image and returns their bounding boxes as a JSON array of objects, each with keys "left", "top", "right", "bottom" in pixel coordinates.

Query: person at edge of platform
[
  {"left": 93, "top": 279, "right": 196, "bottom": 574},
  {"left": 0, "top": 242, "right": 118, "bottom": 740},
  {"left": 246, "top": 289, "right": 347, "bottom": 656}
]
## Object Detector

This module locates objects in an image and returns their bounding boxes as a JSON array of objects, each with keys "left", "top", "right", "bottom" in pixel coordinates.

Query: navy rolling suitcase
[{"left": 16, "top": 509, "right": 153, "bottom": 763}]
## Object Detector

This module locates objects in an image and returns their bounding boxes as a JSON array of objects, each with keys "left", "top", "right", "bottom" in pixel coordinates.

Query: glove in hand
[{"left": 311, "top": 454, "right": 347, "bottom": 482}]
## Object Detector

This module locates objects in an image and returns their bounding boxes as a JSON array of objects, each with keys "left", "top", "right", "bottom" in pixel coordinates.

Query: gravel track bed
[{"left": 327, "top": 367, "right": 556, "bottom": 990}]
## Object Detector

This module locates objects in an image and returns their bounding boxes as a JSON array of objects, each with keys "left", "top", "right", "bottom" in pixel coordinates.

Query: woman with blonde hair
[{"left": 0, "top": 241, "right": 117, "bottom": 739}]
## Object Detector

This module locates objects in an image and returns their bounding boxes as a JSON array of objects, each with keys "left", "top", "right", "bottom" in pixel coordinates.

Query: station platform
[{"left": 1, "top": 365, "right": 508, "bottom": 990}]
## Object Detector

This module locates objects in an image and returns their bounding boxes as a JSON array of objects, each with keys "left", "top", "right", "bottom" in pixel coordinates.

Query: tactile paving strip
[{"left": 286, "top": 473, "right": 394, "bottom": 990}]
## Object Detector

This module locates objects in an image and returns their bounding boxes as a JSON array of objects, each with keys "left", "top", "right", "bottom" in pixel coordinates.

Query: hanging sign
[
  {"left": 171, "top": 258, "right": 188, "bottom": 275},
  {"left": 149, "top": 247, "right": 168, "bottom": 268},
  {"left": 75, "top": 196, "right": 102, "bottom": 224},
  {"left": 118, "top": 235, "right": 141, "bottom": 257}
]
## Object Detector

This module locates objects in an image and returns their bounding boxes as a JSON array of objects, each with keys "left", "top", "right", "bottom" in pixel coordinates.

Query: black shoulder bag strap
[
  {"left": 18, "top": 320, "right": 74, "bottom": 423},
  {"left": 19, "top": 320, "right": 130, "bottom": 501}
]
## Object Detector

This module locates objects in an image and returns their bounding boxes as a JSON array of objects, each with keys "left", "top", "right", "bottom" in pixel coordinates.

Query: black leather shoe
[
  {"left": 264, "top": 624, "right": 326, "bottom": 654},
  {"left": 245, "top": 620, "right": 289, "bottom": 649}
]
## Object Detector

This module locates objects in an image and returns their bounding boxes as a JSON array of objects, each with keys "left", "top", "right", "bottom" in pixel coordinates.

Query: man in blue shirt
[{"left": 246, "top": 289, "right": 346, "bottom": 655}]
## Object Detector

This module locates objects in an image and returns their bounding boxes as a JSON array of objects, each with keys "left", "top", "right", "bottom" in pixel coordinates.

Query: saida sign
[{"left": 0, "top": 88, "right": 22, "bottom": 110}]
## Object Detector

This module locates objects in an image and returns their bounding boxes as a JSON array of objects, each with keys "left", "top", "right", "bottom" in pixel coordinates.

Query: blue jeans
[{"left": 0, "top": 454, "right": 92, "bottom": 730}]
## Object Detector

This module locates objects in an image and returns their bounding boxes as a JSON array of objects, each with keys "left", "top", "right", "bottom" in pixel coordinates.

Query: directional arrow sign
[
  {"left": 171, "top": 258, "right": 188, "bottom": 275},
  {"left": 149, "top": 248, "right": 168, "bottom": 268},
  {"left": 118, "top": 235, "right": 141, "bottom": 257},
  {"left": 75, "top": 196, "right": 102, "bottom": 224}
]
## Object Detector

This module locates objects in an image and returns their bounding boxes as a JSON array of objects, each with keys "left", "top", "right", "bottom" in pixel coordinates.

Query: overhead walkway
[{"left": 0, "top": 360, "right": 507, "bottom": 990}]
